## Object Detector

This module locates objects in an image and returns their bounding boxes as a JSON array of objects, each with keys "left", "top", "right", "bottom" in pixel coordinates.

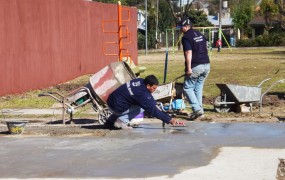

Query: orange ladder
[{"left": 102, "top": 1, "right": 132, "bottom": 63}]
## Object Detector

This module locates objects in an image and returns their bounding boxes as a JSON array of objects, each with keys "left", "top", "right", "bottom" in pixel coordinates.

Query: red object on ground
[{"left": 178, "top": 121, "right": 185, "bottom": 126}]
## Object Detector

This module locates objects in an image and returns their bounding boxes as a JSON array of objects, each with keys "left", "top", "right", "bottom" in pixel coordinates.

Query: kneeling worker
[{"left": 105, "top": 75, "right": 179, "bottom": 129}]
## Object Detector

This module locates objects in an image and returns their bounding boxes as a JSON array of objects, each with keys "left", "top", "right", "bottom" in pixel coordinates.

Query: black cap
[{"left": 176, "top": 18, "right": 192, "bottom": 29}]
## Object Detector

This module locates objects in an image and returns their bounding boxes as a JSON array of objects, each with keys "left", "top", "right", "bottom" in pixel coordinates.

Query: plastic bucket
[
  {"left": 129, "top": 112, "right": 144, "bottom": 127},
  {"left": 6, "top": 121, "right": 28, "bottom": 134},
  {"left": 88, "top": 62, "right": 136, "bottom": 104},
  {"left": 230, "top": 37, "right": 236, "bottom": 47},
  {"left": 131, "top": 112, "right": 144, "bottom": 123},
  {"left": 171, "top": 99, "right": 185, "bottom": 110}
]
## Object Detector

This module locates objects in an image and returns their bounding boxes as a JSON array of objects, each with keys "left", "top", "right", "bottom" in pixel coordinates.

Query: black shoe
[
  {"left": 189, "top": 110, "right": 204, "bottom": 120},
  {"left": 103, "top": 121, "right": 122, "bottom": 130}
]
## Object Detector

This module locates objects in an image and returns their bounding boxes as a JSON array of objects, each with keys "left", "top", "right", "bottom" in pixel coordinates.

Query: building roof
[
  {"left": 249, "top": 15, "right": 279, "bottom": 27},
  {"left": 208, "top": 15, "right": 233, "bottom": 27},
  {"left": 249, "top": 16, "right": 265, "bottom": 26}
]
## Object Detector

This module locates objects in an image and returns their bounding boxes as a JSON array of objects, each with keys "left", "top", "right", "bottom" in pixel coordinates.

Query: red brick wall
[{"left": 0, "top": 0, "right": 137, "bottom": 96}]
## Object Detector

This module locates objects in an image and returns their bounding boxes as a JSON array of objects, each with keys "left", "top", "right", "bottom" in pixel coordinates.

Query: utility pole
[
  {"left": 155, "top": 0, "right": 159, "bottom": 49},
  {"left": 145, "top": 0, "right": 148, "bottom": 55},
  {"left": 218, "top": 0, "right": 222, "bottom": 41},
  {"left": 180, "top": 0, "right": 182, "bottom": 17}
]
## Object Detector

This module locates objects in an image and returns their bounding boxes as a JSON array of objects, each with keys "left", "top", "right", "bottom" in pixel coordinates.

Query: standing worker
[
  {"left": 216, "top": 38, "right": 222, "bottom": 52},
  {"left": 104, "top": 75, "right": 179, "bottom": 129},
  {"left": 177, "top": 17, "right": 210, "bottom": 120}
]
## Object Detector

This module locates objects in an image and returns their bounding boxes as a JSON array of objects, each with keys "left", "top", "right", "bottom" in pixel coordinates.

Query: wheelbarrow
[
  {"left": 152, "top": 74, "right": 187, "bottom": 114},
  {"left": 39, "top": 62, "right": 136, "bottom": 124},
  {"left": 152, "top": 74, "right": 187, "bottom": 127},
  {"left": 213, "top": 78, "right": 285, "bottom": 113}
]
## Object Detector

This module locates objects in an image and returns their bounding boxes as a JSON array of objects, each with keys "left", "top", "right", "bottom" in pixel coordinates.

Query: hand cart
[
  {"left": 152, "top": 74, "right": 188, "bottom": 128},
  {"left": 213, "top": 78, "right": 285, "bottom": 113},
  {"left": 39, "top": 62, "right": 136, "bottom": 124},
  {"left": 152, "top": 74, "right": 187, "bottom": 115}
]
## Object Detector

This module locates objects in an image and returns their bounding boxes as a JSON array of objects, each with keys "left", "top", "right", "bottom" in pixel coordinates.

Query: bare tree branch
[
  {"left": 184, "top": 0, "right": 194, "bottom": 17},
  {"left": 166, "top": 0, "right": 179, "bottom": 23}
]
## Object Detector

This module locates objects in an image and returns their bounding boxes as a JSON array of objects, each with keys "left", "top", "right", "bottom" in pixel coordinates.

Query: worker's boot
[
  {"left": 189, "top": 110, "right": 204, "bottom": 120},
  {"left": 114, "top": 119, "right": 133, "bottom": 130},
  {"left": 103, "top": 120, "right": 122, "bottom": 130}
]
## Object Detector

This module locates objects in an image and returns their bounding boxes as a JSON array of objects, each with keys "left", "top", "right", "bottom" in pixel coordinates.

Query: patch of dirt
[
  {"left": 0, "top": 124, "right": 121, "bottom": 137},
  {"left": 204, "top": 93, "right": 285, "bottom": 107},
  {"left": 0, "top": 118, "right": 123, "bottom": 137},
  {"left": 277, "top": 159, "right": 285, "bottom": 180},
  {"left": 24, "top": 125, "right": 109, "bottom": 136},
  {"left": 0, "top": 94, "right": 284, "bottom": 137},
  {"left": 201, "top": 93, "right": 285, "bottom": 122}
]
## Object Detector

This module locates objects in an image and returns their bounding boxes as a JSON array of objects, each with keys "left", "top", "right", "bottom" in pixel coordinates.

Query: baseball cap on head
[{"left": 176, "top": 18, "right": 192, "bottom": 29}]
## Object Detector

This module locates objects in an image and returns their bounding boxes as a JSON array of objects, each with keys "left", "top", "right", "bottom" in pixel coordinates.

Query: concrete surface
[
  {"left": 1, "top": 108, "right": 63, "bottom": 115},
  {"left": 0, "top": 122, "right": 285, "bottom": 179}
]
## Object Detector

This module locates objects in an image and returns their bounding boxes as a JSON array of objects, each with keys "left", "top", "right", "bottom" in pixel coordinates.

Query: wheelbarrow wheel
[
  {"left": 98, "top": 108, "right": 112, "bottom": 125},
  {"left": 214, "top": 96, "right": 231, "bottom": 113}
]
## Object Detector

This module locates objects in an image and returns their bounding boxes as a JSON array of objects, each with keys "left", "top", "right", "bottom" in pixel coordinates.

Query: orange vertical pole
[{"left": 118, "top": 1, "right": 123, "bottom": 61}]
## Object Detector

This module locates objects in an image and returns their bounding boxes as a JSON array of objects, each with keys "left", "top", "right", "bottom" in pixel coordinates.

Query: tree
[
  {"left": 260, "top": 0, "right": 279, "bottom": 33},
  {"left": 125, "top": 0, "right": 144, "bottom": 7},
  {"left": 158, "top": 0, "right": 176, "bottom": 32},
  {"left": 93, "top": 0, "right": 215, "bottom": 49},
  {"left": 231, "top": 0, "right": 255, "bottom": 39},
  {"left": 207, "top": 0, "right": 219, "bottom": 15},
  {"left": 184, "top": 9, "right": 213, "bottom": 27},
  {"left": 92, "top": 0, "right": 144, "bottom": 7},
  {"left": 275, "top": 0, "right": 285, "bottom": 30},
  {"left": 165, "top": 0, "right": 182, "bottom": 23}
]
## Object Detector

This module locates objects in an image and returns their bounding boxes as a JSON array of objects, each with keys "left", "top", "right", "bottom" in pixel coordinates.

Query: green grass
[
  {"left": 1, "top": 47, "right": 285, "bottom": 110},
  {"left": 139, "top": 47, "right": 285, "bottom": 100}
]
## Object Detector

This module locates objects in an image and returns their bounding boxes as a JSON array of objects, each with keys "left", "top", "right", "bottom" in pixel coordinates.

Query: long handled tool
[{"left": 162, "top": 74, "right": 185, "bottom": 128}]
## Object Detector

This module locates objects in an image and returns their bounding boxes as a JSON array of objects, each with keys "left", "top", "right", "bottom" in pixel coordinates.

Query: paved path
[
  {"left": 1, "top": 108, "right": 63, "bottom": 115},
  {"left": 0, "top": 122, "right": 285, "bottom": 179}
]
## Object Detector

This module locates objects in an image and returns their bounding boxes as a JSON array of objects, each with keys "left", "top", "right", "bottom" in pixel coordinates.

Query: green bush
[
  {"left": 138, "top": 31, "right": 145, "bottom": 49},
  {"left": 137, "top": 30, "right": 157, "bottom": 50},
  {"left": 236, "top": 32, "right": 285, "bottom": 47},
  {"left": 236, "top": 39, "right": 255, "bottom": 47}
]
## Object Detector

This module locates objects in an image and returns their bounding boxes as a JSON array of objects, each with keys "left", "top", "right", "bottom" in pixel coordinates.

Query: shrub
[
  {"left": 138, "top": 31, "right": 145, "bottom": 49},
  {"left": 236, "top": 39, "right": 255, "bottom": 47},
  {"left": 236, "top": 32, "right": 285, "bottom": 47}
]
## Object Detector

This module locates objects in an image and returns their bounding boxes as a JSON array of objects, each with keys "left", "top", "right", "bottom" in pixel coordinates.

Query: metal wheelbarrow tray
[
  {"left": 214, "top": 78, "right": 285, "bottom": 113},
  {"left": 152, "top": 75, "right": 187, "bottom": 114},
  {"left": 39, "top": 62, "right": 136, "bottom": 124}
]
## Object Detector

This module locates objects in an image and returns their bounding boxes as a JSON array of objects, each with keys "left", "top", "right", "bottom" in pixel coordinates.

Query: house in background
[
  {"left": 137, "top": 9, "right": 146, "bottom": 34},
  {"left": 207, "top": 1, "right": 235, "bottom": 46},
  {"left": 249, "top": 1, "right": 280, "bottom": 39},
  {"left": 249, "top": 0, "right": 265, "bottom": 38},
  {"left": 249, "top": 16, "right": 267, "bottom": 38},
  {"left": 249, "top": 16, "right": 280, "bottom": 38}
]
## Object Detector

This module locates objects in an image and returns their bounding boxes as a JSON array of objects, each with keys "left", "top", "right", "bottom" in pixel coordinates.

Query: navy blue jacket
[
  {"left": 182, "top": 28, "right": 210, "bottom": 69},
  {"left": 107, "top": 78, "right": 172, "bottom": 123}
]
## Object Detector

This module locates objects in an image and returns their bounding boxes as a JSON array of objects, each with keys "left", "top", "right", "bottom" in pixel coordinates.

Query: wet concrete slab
[{"left": 0, "top": 122, "right": 285, "bottom": 179}]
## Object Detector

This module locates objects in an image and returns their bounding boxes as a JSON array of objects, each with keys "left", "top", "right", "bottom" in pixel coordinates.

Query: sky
[{"left": 179, "top": 0, "right": 194, "bottom": 6}]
